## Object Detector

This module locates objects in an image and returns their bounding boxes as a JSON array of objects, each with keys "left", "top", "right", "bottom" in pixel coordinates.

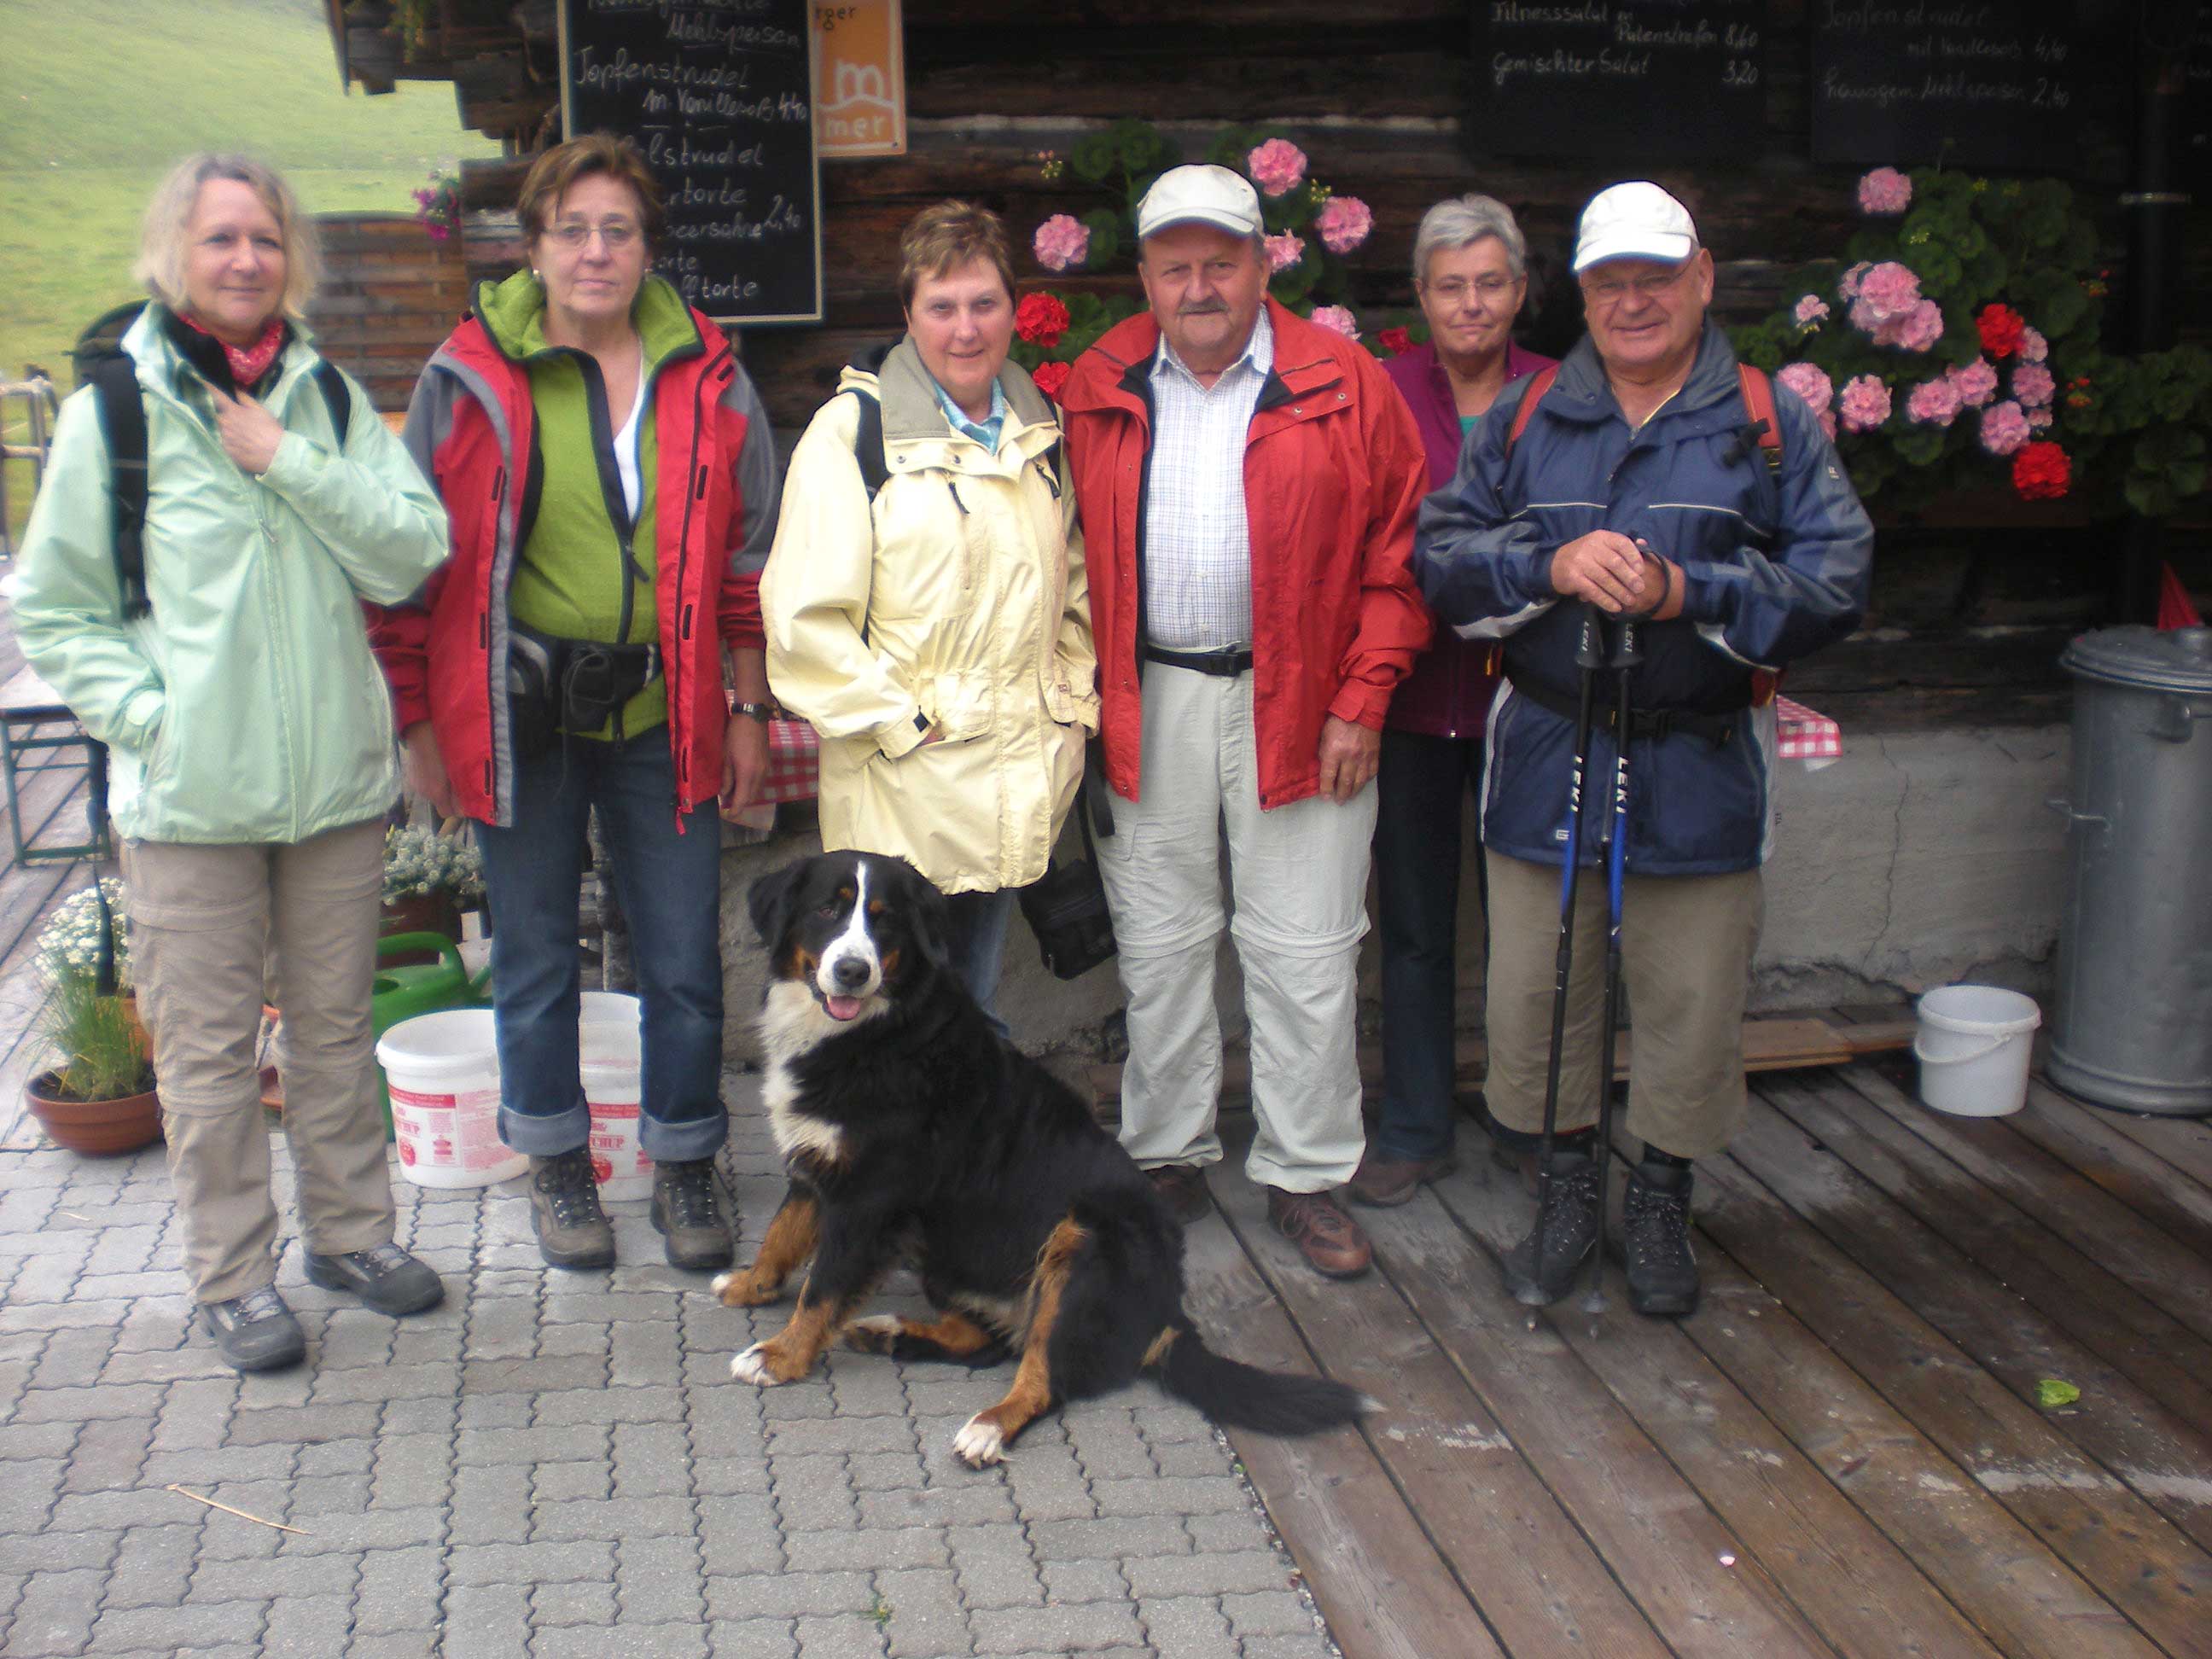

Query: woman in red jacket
[{"left": 371, "top": 135, "right": 779, "bottom": 1274}]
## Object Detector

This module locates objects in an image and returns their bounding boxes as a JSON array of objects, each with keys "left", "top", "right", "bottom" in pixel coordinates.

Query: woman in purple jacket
[{"left": 1350, "top": 195, "right": 1554, "bottom": 1208}]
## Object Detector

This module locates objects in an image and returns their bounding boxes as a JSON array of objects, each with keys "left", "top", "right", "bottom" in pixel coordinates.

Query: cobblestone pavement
[{"left": 0, "top": 1073, "right": 1338, "bottom": 1658}]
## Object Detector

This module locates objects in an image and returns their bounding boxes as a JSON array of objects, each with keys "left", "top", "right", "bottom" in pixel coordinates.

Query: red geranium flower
[
  {"left": 1376, "top": 326, "right": 1414, "bottom": 358},
  {"left": 1031, "top": 359, "right": 1072, "bottom": 401},
  {"left": 1015, "top": 293, "right": 1070, "bottom": 349},
  {"left": 1977, "top": 303, "right": 2026, "bottom": 359},
  {"left": 2012, "top": 440, "right": 2071, "bottom": 500}
]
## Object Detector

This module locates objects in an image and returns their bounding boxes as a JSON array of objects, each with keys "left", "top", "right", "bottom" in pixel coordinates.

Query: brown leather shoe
[
  {"left": 1266, "top": 1188, "right": 1372, "bottom": 1279},
  {"left": 1147, "top": 1163, "right": 1212, "bottom": 1224},
  {"left": 1346, "top": 1149, "right": 1458, "bottom": 1208}
]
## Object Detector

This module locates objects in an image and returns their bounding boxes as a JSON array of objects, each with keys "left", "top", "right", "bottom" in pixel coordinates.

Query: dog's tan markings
[
  {"left": 879, "top": 946, "right": 901, "bottom": 978},
  {"left": 954, "top": 1218, "right": 1089, "bottom": 1467},
  {"left": 713, "top": 1191, "right": 818, "bottom": 1307},
  {"left": 1139, "top": 1326, "right": 1179, "bottom": 1370},
  {"left": 734, "top": 1294, "right": 840, "bottom": 1385},
  {"left": 845, "top": 1308, "right": 998, "bottom": 1358}
]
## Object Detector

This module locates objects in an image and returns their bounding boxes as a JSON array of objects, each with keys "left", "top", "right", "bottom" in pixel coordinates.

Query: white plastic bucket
[
  {"left": 376, "top": 1010, "right": 527, "bottom": 1188},
  {"left": 579, "top": 994, "right": 649, "bottom": 1200},
  {"left": 1914, "top": 985, "right": 2041, "bottom": 1117}
]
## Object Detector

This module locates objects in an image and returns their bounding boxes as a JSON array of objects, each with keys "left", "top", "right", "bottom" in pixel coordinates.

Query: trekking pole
[
  {"left": 1580, "top": 610, "right": 1641, "bottom": 1337},
  {"left": 1521, "top": 604, "right": 1606, "bottom": 1328}
]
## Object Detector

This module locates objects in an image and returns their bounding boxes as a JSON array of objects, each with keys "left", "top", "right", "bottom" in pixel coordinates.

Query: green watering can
[{"left": 369, "top": 931, "right": 493, "bottom": 1138}]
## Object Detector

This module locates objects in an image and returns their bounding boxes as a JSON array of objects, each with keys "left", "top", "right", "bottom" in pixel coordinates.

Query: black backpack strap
[
  {"left": 311, "top": 358, "right": 352, "bottom": 448},
  {"left": 852, "top": 388, "right": 889, "bottom": 502},
  {"left": 88, "top": 356, "right": 152, "bottom": 620}
]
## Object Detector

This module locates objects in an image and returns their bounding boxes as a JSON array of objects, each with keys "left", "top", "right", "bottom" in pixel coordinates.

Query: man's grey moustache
[{"left": 1178, "top": 304, "right": 1229, "bottom": 316}]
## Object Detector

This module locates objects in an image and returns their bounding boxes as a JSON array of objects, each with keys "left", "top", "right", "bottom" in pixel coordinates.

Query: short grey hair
[
  {"left": 136, "top": 154, "right": 322, "bottom": 320},
  {"left": 1411, "top": 194, "right": 1528, "bottom": 285}
]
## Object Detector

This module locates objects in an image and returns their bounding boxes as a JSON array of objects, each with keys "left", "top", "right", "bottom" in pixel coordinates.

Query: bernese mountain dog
[{"left": 717, "top": 850, "right": 1371, "bottom": 1468}]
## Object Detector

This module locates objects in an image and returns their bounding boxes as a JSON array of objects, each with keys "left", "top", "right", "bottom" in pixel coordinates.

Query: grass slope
[{"left": 0, "top": 0, "right": 498, "bottom": 539}]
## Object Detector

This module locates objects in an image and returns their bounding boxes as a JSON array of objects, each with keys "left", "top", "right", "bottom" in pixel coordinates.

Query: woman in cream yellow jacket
[{"left": 763, "top": 201, "right": 1095, "bottom": 1030}]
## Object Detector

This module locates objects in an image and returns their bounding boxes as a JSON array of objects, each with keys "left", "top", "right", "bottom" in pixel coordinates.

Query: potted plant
[
  {"left": 381, "top": 820, "right": 485, "bottom": 963},
  {"left": 24, "top": 878, "right": 160, "bottom": 1156}
]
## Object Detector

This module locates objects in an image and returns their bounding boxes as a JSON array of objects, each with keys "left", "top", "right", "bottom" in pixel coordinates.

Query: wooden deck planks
[
  {"left": 1690, "top": 1146, "right": 2212, "bottom": 1658},
  {"left": 2004, "top": 1081, "right": 2212, "bottom": 1261}
]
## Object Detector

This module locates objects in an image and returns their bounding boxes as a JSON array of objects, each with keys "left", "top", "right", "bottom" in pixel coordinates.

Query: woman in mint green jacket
[{"left": 12, "top": 154, "right": 452, "bottom": 1374}]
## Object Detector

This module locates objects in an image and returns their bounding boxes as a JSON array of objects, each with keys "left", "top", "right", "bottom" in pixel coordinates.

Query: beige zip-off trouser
[
  {"left": 1093, "top": 664, "right": 1377, "bottom": 1193},
  {"left": 124, "top": 819, "right": 397, "bottom": 1304}
]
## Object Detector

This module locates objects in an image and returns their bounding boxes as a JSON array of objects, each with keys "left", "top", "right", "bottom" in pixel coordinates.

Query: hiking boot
[
  {"left": 1266, "top": 1188, "right": 1372, "bottom": 1279},
  {"left": 651, "top": 1158, "right": 734, "bottom": 1272},
  {"left": 200, "top": 1284, "right": 306, "bottom": 1373},
  {"left": 529, "top": 1149, "right": 615, "bottom": 1270},
  {"left": 305, "top": 1242, "right": 445, "bottom": 1317},
  {"left": 1147, "top": 1163, "right": 1213, "bottom": 1225},
  {"left": 1622, "top": 1160, "right": 1700, "bottom": 1318},
  {"left": 1499, "top": 1150, "right": 1604, "bottom": 1307},
  {"left": 1346, "top": 1148, "right": 1458, "bottom": 1208}
]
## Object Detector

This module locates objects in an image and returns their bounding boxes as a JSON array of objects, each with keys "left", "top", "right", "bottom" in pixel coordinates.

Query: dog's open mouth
[{"left": 823, "top": 994, "right": 864, "bottom": 1022}]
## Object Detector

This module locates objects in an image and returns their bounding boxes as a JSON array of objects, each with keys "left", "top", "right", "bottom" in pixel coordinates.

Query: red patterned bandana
[{"left": 181, "top": 313, "right": 287, "bottom": 389}]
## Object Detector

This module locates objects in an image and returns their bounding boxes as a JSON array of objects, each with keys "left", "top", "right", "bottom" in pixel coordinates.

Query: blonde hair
[
  {"left": 136, "top": 154, "right": 321, "bottom": 320},
  {"left": 897, "top": 201, "right": 1015, "bottom": 311}
]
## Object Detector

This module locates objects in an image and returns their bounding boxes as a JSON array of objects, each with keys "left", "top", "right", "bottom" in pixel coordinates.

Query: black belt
[
  {"left": 1506, "top": 673, "right": 1743, "bottom": 748},
  {"left": 1144, "top": 643, "right": 1253, "bottom": 677}
]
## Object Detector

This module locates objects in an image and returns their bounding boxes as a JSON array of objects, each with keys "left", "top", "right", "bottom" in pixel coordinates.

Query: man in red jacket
[{"left": 1060, "top": 164, "right": 1430, "bottom": 1279}]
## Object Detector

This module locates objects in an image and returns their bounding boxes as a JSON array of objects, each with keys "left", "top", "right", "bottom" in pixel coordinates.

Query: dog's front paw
[
  {"left": 730, "top": 1342, "right": 782, "bottom": 1386},
  {"left": 952, "top": 1413, "right": 1007, "bottom": 1469},
  {"left": 731, "top": 1337, "right": 818, "bottom": 1387},
  {"left": 713, "top": 1266, "right": 788, "bottom": 1307},
  {"left": 843, "top": 1313, "right": 902, "bottom": 1353}
]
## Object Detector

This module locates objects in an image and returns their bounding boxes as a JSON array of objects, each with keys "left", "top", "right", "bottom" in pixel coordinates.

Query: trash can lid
[{"left": 2061, "top": 626, "right": 2212, "bottom": 695}]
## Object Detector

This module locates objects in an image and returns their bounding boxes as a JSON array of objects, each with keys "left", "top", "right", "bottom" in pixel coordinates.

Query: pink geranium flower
[
  {"left": 1247, "top": 139, "right": 1308, "bottom": 198},
  {"left": 1838, "top": 374, "right": 1892, "bottom": 434},
  {"left": 1869, "top": 297, "right": 1943, "bottom": 352},
  {"left": 1775, "top": 361, "right": 1834, "bottom": 417},
  {"left": 2011, "top": 362, "right": 2056, "bottom": 409},
  {"left": 1264, "top": 232, "right": 1306, "bottom": 274},
  {"left": 1032, "top": 214, "right": 1090, "bottom": 273},
  {"left": 2018, "top": 327, "right": 2048, "bottom": 363},
  {"left": 1979, "top": 399, "right": 2031, "bottom": 455},
  {"left": 1315, "top": 195, "right": 1372, "bottom": 255},
  {"left": 1837, "top": 261, "right": 1872, "bottom": 302},
  {"left": 1948, "top": 358, "right": 2000, "bottom": 408},
  {"left": 1905, "top": 376, "right": 1962, "bottom": 426},
  {"left": 2027, "top": 406, "right": 2053, "bottom": 430},
  {"left": 1858, "top": 167, "right": 1913, "bottom": 215},
  {"left": 1308, "top": 304, "right": 1360, "bottom": 340},
  {"left": 1851, "top": 261, "right": 1923, "bottom": 325},
  {"left": 1793, "top": 294, "right": 1831, "bottom": 330}
]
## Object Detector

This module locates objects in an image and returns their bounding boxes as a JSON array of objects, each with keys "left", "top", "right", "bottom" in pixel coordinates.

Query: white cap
[
  {"left": 1136, "top": 165, "right": 1264, "bottom": 241},
  {"left": 1572, "top": 181, "right": 1699, "bottom": 273}
]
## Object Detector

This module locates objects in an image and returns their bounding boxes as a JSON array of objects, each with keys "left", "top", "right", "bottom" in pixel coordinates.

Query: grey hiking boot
[
  {"left": 306, "top": 1242, "right": 445, "bottom": 1317},
  {"left": 1499, "top": 1149, "right": 1604, "bottom": 1307},
  {"left": 200, "top": 1284, "right": 307, "bottom": 1372},
  {"left": 650, "top": 1157, "right": 734, "bottom": 1272},
  {"left": 529, "top": 1148, "right": 615, "bottom": 1270},
  {"left": 1622, "top": 1160, "right": 1700, "bottom": 1317}
]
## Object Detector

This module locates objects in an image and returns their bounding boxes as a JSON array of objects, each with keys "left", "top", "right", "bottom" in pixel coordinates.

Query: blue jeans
[
  {"left": 941, "top": 887, "right": 1016, "bottom": 1041},
  {"left": 475, "top": 731, "right": 726, "bottom": 1162},
  {"left": 1373, "top": 728, "right": 1487, "bottom": 1162}
]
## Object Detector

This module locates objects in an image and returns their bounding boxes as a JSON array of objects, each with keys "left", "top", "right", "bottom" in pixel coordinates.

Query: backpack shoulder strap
[
  {"left": 1503, "top": 363, "right": 1562, "bottom": 459},
  {"left": 851, "top": 388, "right": 889, "bottom": 502},
  {"left": 87, "top": 355, "right": 152, "bottom": 620},
  {"left": 311, "top": 358, "right": 352, "bottom": 449},
  {"left": 1737, "top": 364, "right": 1784, "bottom": 474}
]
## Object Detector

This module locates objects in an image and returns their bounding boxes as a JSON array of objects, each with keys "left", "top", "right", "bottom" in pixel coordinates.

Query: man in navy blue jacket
[{"left": 1415, "top": 182, "right": 1872, "bottom": 1318}]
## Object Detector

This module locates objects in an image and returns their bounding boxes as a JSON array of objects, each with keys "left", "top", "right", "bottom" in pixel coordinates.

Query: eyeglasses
[
  {"left": 1580, "top": 266, "right": 1690, "bottom": 306},
  {"left": 545, "top": 219, "right": 640, "bottom": 251},
  {"left": 1423, "top": 275, "right": 1518, "bottom": 304}
]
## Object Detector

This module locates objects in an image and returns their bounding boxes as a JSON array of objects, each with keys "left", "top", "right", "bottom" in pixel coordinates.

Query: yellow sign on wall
[{"left": 815, "top": 0, "right": 906, "bottom": 159}]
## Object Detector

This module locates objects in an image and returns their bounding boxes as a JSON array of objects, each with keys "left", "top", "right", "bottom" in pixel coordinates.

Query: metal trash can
[{"left": 2046, "top": 626, "right": 2212, "bottom": 1115}]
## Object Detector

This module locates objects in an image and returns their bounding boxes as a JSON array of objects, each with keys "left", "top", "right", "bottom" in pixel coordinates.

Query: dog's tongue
[{"left": 824, "top": 995, "right": 863, "bottom": 1022}]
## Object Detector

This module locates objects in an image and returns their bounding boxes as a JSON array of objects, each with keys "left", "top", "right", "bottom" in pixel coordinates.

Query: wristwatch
[{"left": 731, "top": 701, "right": 775, "bottom": 723}]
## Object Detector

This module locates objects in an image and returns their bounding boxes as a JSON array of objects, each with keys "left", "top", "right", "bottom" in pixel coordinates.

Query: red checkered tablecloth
[
  {"left": 759, "top": 716, "right": 820, "bottom": 803},
  {"left": 1775, "top": 696, "right": 1842, "bottom": 764}
]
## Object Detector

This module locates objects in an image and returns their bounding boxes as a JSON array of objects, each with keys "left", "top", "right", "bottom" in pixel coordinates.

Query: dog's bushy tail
[{"left": 1153, "top": 1324, "right": 1371, "bottom": 1436}]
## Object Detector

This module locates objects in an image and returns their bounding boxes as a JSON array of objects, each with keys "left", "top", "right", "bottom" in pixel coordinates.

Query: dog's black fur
[{"left": 719, "top": 850, "right": 1370, "bottom": 1467}]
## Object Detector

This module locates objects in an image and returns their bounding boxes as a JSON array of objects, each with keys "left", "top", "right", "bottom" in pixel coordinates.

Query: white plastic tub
[
  {"left": 1914, "top": 985, "right": 2041, "bottom": 1118},
  {"left": 377, "top": 1009, "right": 527, "bottom": 1187},
  {"left": 579, "top": 993, "right": 648, "bottom": 1200}
]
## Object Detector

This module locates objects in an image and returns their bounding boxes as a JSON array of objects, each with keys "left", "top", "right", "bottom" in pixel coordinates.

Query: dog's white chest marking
[{"left": 757, "top": 982, "right": 848, "bottom": 1163}]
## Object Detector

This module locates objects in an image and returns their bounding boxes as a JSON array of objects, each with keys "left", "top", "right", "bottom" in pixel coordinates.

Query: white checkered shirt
[{"left": 1142, "top": 309, "right": 1274, "bottom": 651}]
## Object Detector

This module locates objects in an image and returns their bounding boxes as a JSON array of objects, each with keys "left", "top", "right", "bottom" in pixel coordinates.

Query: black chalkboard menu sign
[
  {"left": 1810, "top": 1, "right": 2122, "bottom": 173},
  {"left": 1467, "top": 1, "right": 1768, "bottom": 160},
  {"left": 559, "top": 0, "right": 824, "bottom": 326}
]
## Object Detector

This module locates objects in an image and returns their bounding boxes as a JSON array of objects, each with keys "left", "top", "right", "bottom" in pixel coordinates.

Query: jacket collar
[
  {"left": 1544, "top": 320, "right": 1747, "bottom": 434},
  {"left": 836, "top": 336, "right": 1058, "bottom": 474},
  {"left": 124, "top": 303, "right": 318, "bottom": 415},
  {"left": 470, "top": 270, "right": 706, "bottom": 373},
  {"left": 1068, "top": 297, "right": 1345, "bottom": 417}
]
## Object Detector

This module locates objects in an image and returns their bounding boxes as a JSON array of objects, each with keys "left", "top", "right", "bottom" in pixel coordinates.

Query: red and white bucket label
[{"left": 389, "top": 1084, "right": 510, "bottom": 1173}]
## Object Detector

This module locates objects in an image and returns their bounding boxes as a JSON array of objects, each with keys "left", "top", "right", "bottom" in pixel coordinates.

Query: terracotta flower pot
[
  {"left": 26, "top": 1070, "right": 162, "bottom": 1156},
  {"left": 380, "top": 891, "right": 463, "bottom": 966}
]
